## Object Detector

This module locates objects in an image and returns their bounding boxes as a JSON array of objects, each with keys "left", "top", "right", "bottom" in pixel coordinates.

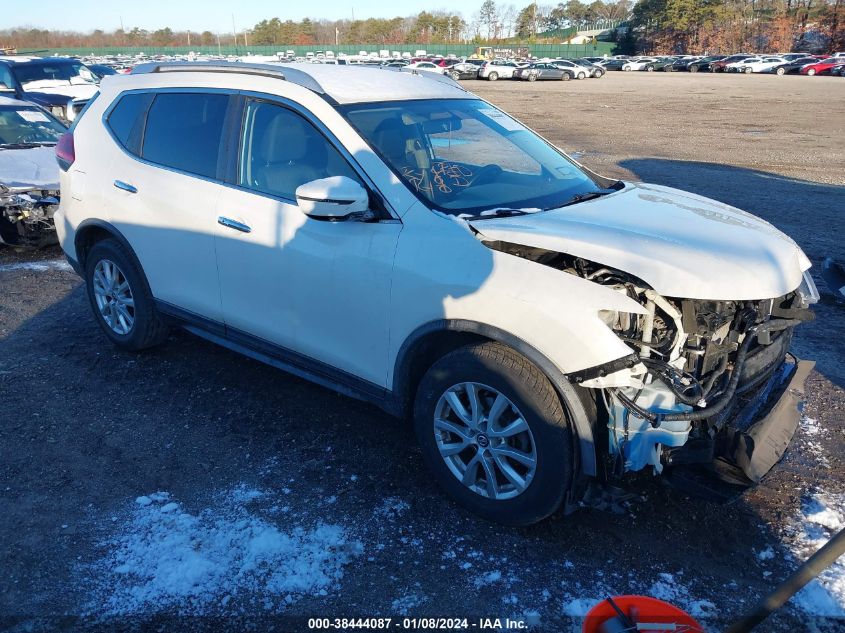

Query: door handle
[
  {"left": 218, "top": 216, "right": 251, "bottom": 233},
  {"left": 113, "top": 180, "right": 137, "bottom": 194}
]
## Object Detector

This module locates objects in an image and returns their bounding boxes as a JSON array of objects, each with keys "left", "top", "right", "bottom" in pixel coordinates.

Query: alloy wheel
[
  {"left": 92, "top": 259, "right": 135, "bottom": 335},
  {"left": 433, "top": 382, "right": 537, "bottom": 500}
]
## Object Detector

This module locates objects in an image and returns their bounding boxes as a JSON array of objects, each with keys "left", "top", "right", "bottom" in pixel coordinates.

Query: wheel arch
[
  {"left": 74, "top": 219, "right": 137, "bottom": 272},
  {"left": 392, "top": 319, "right": 598, "bottom": 477}
]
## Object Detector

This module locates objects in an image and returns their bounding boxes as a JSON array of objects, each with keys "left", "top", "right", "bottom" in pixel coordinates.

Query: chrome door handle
[
  {"left": 113, "top": 180, "right": 137, "bottom": 194},
  {"left": 218, "top": 216, "right": 251, "bottom": 233}
]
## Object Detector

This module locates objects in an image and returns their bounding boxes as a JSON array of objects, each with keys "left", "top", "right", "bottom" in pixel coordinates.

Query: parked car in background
[
  {"left": 685, "top": 56, "right": 726, "bottom": 72},
  {"left": 0, "top": 95, "right": 65, "bottom": 247},
  {"left": 650, "top": 57, "right": 681, "bottom": 71},
  {"left": 799, "top": 58, "right": 845, "bottom": 75},
  {"left": 622, "top": 57, "right": 660, "bottom": 71},
  {"left": 55, "top": 62, "right": 818, "bottom": 526},
  {"left": 444, "top": 62, "right": 479, "bottom": 81},
  {"left": 550, "top": 59, "right": 590, "bottom": 79},
  {"left": 668, "top": 56, "right": 701, "bottom": 71},
  {"left": 730, "top": 57, "right": 787, "bottom": 73},
  {"left": 571, "top": 59, "right": 606, "bottom": 78},
  {"left": 406, "top": 61, "right": 445, "bottom": 74},
  {"left": 513, "top": 63, "right": 573, "bottom": 81},
  {"left": 596, "top": 58, "right": 629, "bottom": 71},
  {"left": 764, "top": 57, "right": 818, "bottom": 75},
  {"left": 710, "top": 55, "right": 756, "bottom": 72},
  {"left": 0, "top": 57, "right": 99, "bottom": 122},
  {"left": 87, "top": 64, "right": 119, "bottom": 79},
  {"left": 478, "top": 60, "right": 523, "bottom": 81}
]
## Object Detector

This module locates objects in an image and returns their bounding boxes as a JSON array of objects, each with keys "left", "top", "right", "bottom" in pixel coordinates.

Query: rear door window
[{"left": 142, "top": 92, "right": 230, "bottom": 179}]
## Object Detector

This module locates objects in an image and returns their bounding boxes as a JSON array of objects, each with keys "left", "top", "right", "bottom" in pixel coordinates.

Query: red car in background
[{"left": 800, "top": 58, "right": 845, "bottom": 75}]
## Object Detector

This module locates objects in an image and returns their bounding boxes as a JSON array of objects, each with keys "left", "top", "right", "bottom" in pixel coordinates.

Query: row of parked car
[{"left": 599, "top": 52, "right": 845, "bottom": 76}]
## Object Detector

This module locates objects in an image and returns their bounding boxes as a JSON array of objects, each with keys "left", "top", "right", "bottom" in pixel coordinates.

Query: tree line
[{"left": 2, "top": 0, "right": 842, "bottom": 53}]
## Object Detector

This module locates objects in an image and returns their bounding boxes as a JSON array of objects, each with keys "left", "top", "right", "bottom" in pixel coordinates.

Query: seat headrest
[{"left": 259, "top": 111, "right": 309, "bottom": 163}]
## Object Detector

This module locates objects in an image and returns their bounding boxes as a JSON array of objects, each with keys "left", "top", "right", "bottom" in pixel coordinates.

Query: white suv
[{"left": 55, "top": 62, "right": 817, "bottom": 525}]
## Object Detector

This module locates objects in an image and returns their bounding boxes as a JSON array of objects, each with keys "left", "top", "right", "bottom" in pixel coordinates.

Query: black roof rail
[{"left": 130, "top": 61, "right": 325, "bottom": 94}]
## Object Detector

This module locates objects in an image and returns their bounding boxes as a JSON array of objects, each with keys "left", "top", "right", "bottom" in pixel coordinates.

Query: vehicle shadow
[{"left": 619, "top": 158, "right": 845, "bottom": 390}]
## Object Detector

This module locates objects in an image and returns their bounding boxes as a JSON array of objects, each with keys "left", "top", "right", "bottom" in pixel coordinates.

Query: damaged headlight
[{"left": 797, "top": 270, "right": 820, "bottom": 308}]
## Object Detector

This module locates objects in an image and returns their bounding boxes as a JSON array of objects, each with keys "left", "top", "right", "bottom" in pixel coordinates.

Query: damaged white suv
[{"left": 55, "top": 63, "right": 818, "bottom": 525}]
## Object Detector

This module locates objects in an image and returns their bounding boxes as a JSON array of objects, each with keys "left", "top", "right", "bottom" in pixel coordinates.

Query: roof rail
[{"left": 129, "top": 61, "right": 325, "bottom": 94}]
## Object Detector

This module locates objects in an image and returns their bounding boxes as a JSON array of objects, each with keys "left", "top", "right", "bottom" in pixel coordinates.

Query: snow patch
[
  {"left": 789, "top": 492, "right": 845, "bottom": 616},
  {"left": 391, "top": 592, "right": 427, "bottom": 615},
  {"left": 0, "top": 259, "right": 73, "bottom": 273},
  {"left": 84, "top": 488, "right": 362, "bottom": 615}
]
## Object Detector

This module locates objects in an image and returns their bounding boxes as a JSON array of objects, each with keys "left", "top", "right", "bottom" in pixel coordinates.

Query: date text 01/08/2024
[{"left": 308, "top": 617, "right": 532, "bottom": 630}]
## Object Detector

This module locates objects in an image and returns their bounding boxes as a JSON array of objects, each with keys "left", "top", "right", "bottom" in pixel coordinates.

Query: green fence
[{"left": 38, "top": 42, "right": 615, "bottom": 59}]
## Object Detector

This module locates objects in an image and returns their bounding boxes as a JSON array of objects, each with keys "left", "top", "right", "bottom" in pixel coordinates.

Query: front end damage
[
  {"left": 489, "top": 242, "right": 819, "bottom": 499},
  {"left": 0, "top": 185, "right": 60, "bottom": 248}
]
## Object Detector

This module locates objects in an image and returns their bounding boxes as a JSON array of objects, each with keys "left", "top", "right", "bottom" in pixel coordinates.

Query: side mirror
[{"left": 295, "top": 176, "right": 370, "bottom": 220}]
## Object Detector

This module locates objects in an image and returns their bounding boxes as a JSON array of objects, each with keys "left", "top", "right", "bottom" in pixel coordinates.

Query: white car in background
[
  {"left": 550, "top": 59, "right": 591, "bottom": 79},
  {"left": 406, "top": 61, "right": 445, "bottom": 74},
  {"left": 477, "top": 60, "right": 524, "bottom": 81},
  {"left": 622, "top": 57, "right": 659, "bottom": 71},
  {"left": 729, "top": 57, "right": 787, "bottom": 73},
  {"left": 55, "top": 62, "right": 817, "bottom": 526}
]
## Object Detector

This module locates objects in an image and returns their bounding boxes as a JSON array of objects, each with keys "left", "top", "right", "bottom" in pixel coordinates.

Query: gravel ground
[{"left": 1, "top": 72, "right": 844, "bottom": 632}]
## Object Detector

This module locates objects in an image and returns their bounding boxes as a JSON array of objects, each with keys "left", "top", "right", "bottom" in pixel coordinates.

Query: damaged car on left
[{"left": 0, "top": 96, "right": 67, "bottom": 248}]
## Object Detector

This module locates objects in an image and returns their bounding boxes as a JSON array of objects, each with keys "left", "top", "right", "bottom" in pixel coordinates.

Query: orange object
[{"left": 582, "top": 595, "right": 705, "bottom": 633}]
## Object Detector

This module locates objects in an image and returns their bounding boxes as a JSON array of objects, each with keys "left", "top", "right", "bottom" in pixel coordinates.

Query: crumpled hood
[
  {"left": 0, "top": 146, "right": 60, "bottom": 189},
  {"left": 470, "top": 182, "right": 811, "bottom": 300}
]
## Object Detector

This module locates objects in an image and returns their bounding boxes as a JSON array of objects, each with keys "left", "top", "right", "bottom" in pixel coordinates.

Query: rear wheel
[
  {"left": 561, "top": 72, "right": 570, "bottom": 81},
  {"left": 744, "top": 67, "right": 753, "bottom": 74},
  {"left": 413, "top": 342, "right": 574, "bottom": 526},
  {"left": 576, "top": 71, "right": 586, "bottom": 79},
  {"left": 84, "top": 239, "right": 169, "bottom": 351},
  {"left": 449, "top": 71, "right": 460, "bottom": 81},
  {"left": 689, "top": 65, "right": 699, "bottom": 73},
  {"left": 528, "top": 73, "right": 537, "bottom": 81},
  {"left": 646, "top": 65, "right": 654, "bottom": 72}
]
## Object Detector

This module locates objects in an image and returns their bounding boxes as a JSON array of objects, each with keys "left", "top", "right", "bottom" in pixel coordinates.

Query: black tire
[
  {"left": 413, "top": 342, "right": 574, "bottom": 526},
  {"left": 84, "top": 238, "right": 169, "bottom": 351}
]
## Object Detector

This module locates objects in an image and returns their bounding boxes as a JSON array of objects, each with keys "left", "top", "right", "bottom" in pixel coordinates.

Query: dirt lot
[{"left": 1, "top": 72, "right": 844, "bottom": 632}]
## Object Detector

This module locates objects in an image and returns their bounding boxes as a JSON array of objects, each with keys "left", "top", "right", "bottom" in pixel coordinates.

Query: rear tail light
[{"left": 56, "top": 132, "right": 75, "bottom": 171}]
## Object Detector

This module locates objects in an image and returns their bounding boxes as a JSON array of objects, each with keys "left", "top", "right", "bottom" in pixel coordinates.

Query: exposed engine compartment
[
  {"left": 484, "top": 240, "right": 818, "bottom": 483},
  {"left": 0, "top": 186, "right": 59, "bottom": 248}
]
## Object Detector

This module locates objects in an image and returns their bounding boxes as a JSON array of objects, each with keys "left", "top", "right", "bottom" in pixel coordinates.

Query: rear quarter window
[
  {"left": 106, "top": 92, "right": 152, "bottom": 154},
  {"left": 141, "top": 92, "right": 230, "bottom": 179}
]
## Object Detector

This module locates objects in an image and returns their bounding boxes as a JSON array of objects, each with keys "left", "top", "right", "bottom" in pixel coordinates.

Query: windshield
[
  {"left": 0, "top": 106, "right": 66, "bottom": 145},
  {"left": 339, "top": 99, "right": 603, "bottom": 215},
  {"left": 12, "top": 61, "right": 97, "bottom": 87}
]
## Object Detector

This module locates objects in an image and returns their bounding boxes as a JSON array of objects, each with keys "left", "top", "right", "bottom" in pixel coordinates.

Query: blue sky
[{"left": 8, "top": 0, "right": 485, "bottom": 33}]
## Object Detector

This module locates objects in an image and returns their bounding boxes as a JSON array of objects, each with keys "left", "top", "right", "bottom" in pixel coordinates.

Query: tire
[
  {"left": 528, "top": 73, "right": 537, "bottom": 82},
  {"left": 561, "top": 72, "right": 570, "bottom": 81},
  {"left": 623, "top": 66, "right": 631, "bottom": 71},
  {"left": 488, "top": 72, "right": 498, "bottom": 81},
  {"left": 646, "top": 65, "right": 654, "bottom": 72},
  {"left": 84, "top": 238, "right": 169, "bottom": 351},
  {"left": 413, "top": 342, "right": 574, "bottom": 526},
  {"left": 807, "top": 68, "right": 816, "bottom": 76},
  {"left": 776, "top": 67, "right": 785, "bottom": 75},
  {"left": 450, "top": 71, "right": 460, "bottom": 81},
  {"left": 595, "top": 70, "right": 604, "bottom": 78},
  {"left": 689, "top": 65, "right": 699, "bottom": 73},
  {"left": 744, "top": 67, "right": 753, "bottom": 74},
  {"left": 577, "top": 71, "right": 586, "bottom": 80}
]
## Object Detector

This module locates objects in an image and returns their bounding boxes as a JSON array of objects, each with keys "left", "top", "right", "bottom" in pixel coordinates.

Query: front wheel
[
  {"left": 413, "top": 343, "right": 574, "bottom": 526},
  {"left": 449, "top": 71, "right": 460, "bottom": 81},
  {"left": 577, "top": 71, "right": 586, "bottom": 79},
  {"left": 488, "top": 72, "right": 498, "bottom": 81},
  {"left": 646, "top": 65, "right": 654, "bottom": 72},
  {"left": 744, "top": 67, "right": 753, "bottom": 74},
  {"left": 807, "top": 68, "right": 816, "bottom": 76},
  {"left": 85, "top": 239, "right": 169, "bottom": 351},
  {"left": 528, "top": 73, "right": 537, "bottom": 81},
  {"left": 561, "top": 72, "right": 571, "bottom": 81},
  {"left": 776, "top": 67, "right": 786, "bottom": 76},
  {"left": 689, "top": 65, "right": 699, "bottom": 73}
]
